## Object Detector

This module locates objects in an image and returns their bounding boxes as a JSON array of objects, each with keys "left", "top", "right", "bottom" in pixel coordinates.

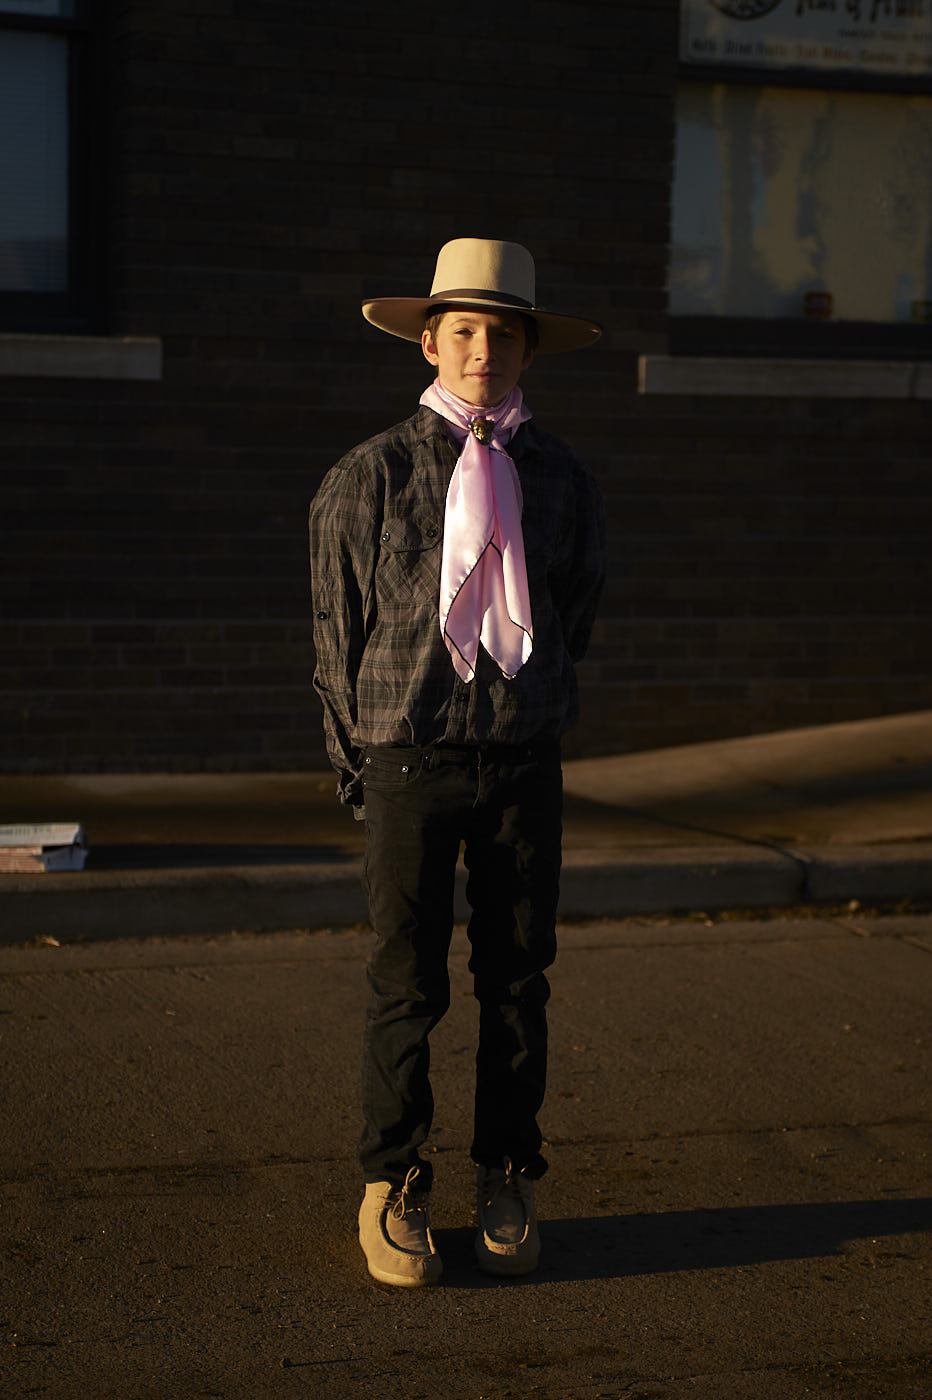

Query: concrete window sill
[
  {"left": 638, "top": 355, "right": 932, "bottom": 399},
  {"left": 0, "top": 334, "right": 163, "bottom": 381}
]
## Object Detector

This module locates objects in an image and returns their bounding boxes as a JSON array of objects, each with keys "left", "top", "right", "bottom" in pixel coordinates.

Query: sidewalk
[{"left": 2, "top": 710, "right": 931, "bottom": 942}]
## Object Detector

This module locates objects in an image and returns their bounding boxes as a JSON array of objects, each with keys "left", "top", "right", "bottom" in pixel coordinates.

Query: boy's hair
[{"left": 424, "top": 308, "right": 539, "bottom": 352}]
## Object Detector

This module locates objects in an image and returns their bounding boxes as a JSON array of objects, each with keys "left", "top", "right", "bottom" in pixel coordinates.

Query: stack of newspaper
[{"left": 0, "top": 823, "right": 87, "bottom": 872}]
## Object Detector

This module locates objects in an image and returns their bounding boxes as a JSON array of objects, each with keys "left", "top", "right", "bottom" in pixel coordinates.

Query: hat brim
[{"left": 361, "top": 296, "right": 602, "bottom": 355}]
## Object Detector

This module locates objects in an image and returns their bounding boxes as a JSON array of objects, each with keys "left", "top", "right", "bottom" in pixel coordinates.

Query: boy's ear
[{"left": 421, "top": 328, "right": 439, "bottom": 367}]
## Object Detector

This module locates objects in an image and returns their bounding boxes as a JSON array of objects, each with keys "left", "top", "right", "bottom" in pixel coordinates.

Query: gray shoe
[
  {"left": 358, "top": 1166, "right": 442, "bottom": 1287},
  {"left": 475, "top": 1158, "right": 540, "bottom": 1276}
]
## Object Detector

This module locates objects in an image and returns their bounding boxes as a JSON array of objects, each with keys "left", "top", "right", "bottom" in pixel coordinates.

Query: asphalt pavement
[
  {"left": 2, "top": 712, "right": 931, "bottom": 1398},
  {"left": 1, "top": 912, "right": 930, "bottom": 1397}
]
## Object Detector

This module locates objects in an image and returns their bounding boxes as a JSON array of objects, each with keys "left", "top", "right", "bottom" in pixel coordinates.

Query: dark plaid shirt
[{"left": 308, "top": 404, "right": 605, "bottom": 807}]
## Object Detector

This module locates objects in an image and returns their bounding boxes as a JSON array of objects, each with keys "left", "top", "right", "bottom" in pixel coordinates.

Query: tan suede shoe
[
  {"left": 475, "top": 1159, "right": 540, "bottom": 1276},
  {"left": 358, "top": 1167, "right": 442, "bottom": 1287}
]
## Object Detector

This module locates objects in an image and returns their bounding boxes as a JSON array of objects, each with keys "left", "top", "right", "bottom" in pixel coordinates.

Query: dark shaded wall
[{"left": 1, "top": 0, "right": 929, "bottom": 772}]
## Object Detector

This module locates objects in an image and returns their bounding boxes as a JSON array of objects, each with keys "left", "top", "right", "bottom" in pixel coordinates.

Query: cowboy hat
[{"left": 361, "top": 238, "right": 602, "bottom": 354}]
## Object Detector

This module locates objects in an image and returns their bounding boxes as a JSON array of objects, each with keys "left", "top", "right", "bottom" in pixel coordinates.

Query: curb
[{"left": 4, "top": 842, "right": 932, "bottom": 943}]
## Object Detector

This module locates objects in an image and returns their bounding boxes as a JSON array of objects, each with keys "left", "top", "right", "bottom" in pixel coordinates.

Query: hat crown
[{"left": 429, "top": 238, "right": 536, "bottom": 306}]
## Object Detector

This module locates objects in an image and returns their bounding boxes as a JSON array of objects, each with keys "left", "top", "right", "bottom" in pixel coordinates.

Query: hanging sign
[{"left": 680, "top": 0, "right": 932, "bottom": 78}]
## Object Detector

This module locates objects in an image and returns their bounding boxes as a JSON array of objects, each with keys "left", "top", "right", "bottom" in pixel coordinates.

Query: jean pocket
[{"left": 361, "top": 748, "right": 424, "bottom": 790}]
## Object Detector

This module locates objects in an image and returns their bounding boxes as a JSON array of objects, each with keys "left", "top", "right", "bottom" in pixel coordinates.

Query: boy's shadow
[{"left": 435, "top": 1197, "right": 932, "bottom": 1287}]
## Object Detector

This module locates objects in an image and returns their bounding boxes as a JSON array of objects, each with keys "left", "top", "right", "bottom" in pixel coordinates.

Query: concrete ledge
[
  {"left": 0, "top": 863, "right": 367, "bottom": 943},
  {"left": 638, "top": 355, "right": 930, "bottom": 399},
  {"left": 0, "top": 334, "right": 163, "bottom": 381},
  {"left": 6, "top": 841, "right": 932, "bottom": 944},
  {"left": 559, "top": 845, "right": 804, "bottom": 917},
  {"left": 802, "top": 843, "right": 932, "bottom": 905}
]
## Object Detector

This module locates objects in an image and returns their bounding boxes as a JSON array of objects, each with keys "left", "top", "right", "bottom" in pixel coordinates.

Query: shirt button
[
  {"left": 425, "top": 527, "right": 437, "bottom": 538},
  {"left": 382, "top": 531, "right": 391, "bottom": 542},
  {"left": 316, "top": 609, "right": 329, "bottom": 620}
]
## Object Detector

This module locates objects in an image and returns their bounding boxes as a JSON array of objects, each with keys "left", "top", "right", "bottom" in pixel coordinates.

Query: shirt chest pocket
[{"left": 376, "top": 515, "right": 444, "bottom": 605}]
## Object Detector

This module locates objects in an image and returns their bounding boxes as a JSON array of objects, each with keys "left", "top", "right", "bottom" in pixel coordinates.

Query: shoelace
[
  {"left": 482, "top": 1156, "right": 526, "bottom": 1207},
  {"left": 390, "top": 1165, "right": 424, "bottom": 1221}
]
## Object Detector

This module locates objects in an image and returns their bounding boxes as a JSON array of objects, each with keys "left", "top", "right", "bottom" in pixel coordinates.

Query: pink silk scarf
[{"left": 420, "top": 378, "right": 534, "bottom": 684}]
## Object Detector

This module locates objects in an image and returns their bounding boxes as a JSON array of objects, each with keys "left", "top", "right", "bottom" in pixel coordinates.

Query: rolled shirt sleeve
[{"left": 308, "top": 460, "right": 376, "bottom": 809}]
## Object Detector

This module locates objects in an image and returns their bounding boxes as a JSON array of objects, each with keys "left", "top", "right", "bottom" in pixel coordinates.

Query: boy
[{"left": 309, "top": 238, "right": 604, "bottom": 1285}]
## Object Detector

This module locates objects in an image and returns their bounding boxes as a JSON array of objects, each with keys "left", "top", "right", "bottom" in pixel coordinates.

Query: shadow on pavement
[{"left": 434, "top": 1196, "right": 932, "bottom": 1287}]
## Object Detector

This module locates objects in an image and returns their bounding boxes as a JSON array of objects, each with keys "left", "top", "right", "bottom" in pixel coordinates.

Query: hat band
[{"left": 428, "top": 287, "right": 535, "bottom": 310}]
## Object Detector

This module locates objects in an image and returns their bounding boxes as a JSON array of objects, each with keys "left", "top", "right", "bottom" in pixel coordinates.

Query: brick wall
[
  {"left": 2, "top": 0, "right": 929, "bottom": 772},
  {"left": 577, "top": 392, "right": 932, "bottom": 756}
]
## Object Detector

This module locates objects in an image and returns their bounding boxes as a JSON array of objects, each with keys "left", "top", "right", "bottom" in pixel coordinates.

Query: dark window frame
[
  {"left": 0, "top": 1, "right": 106, "bottom": 335},
  {"left": 671, "top": 57, "right": 932, "bottom": 362}
]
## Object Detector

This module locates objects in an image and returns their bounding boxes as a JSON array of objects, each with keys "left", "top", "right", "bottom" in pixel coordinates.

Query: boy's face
[{"left": 421, "top": 309, "right": 535, "bottom": 409}]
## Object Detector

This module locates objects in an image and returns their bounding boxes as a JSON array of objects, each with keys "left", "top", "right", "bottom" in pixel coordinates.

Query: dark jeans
[{"left": 359, "top": 740, "right": 563, "bottom": 1191}]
